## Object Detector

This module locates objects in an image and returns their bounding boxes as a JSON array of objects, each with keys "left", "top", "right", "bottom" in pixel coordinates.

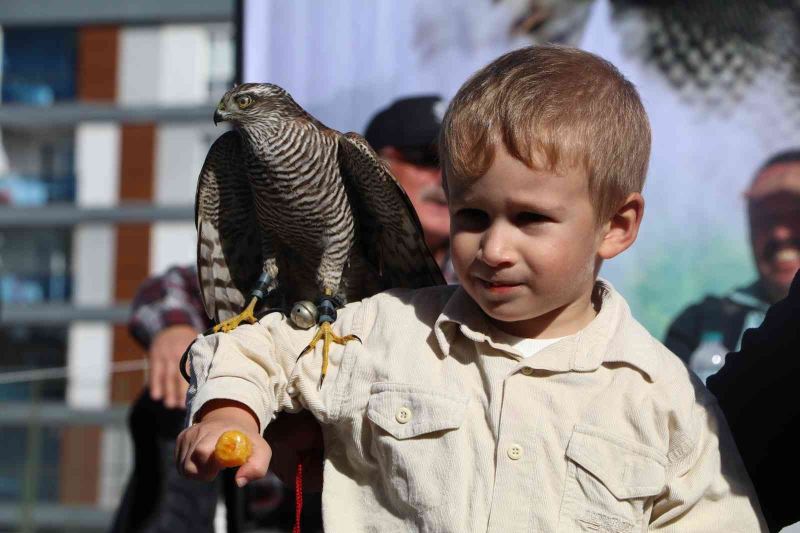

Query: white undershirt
[{"left": 491, "top": 329, "right": 567, "bottom": 358}]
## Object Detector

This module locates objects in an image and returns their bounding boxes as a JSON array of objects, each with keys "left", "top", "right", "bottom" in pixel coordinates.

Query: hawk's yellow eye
[{"left": 236, "top": 95, "right": 253, "bottom": 108}]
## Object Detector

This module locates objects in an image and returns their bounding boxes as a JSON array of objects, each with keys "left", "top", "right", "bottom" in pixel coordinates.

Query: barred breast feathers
[{"left": 237, "top": 118, "right": 356, "bottom": 258}]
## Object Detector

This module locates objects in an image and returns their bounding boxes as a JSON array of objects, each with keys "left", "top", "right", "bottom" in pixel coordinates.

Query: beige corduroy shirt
[{"left": 187, "top": 280, "right": 766, "bottom": 532}]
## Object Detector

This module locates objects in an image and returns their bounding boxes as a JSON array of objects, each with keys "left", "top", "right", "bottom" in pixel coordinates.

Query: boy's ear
[{"left": 597, "top": 193, "right": 644, "bottom": 260}]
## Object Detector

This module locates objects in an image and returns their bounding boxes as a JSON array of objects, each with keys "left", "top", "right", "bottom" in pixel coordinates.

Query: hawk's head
[{"left": 214, "top": 83, "right": 303, "bottom": 127}]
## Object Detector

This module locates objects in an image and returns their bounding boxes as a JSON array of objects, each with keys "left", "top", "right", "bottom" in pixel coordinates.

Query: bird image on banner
[
  {"left": 502, "top": 1, "right": 800, "bottom": 116},
  {"left": 611, "top": 1, "right": 800, "bottom": 101},
  {"left": 195, "top": 83, "right": 445, "bottom": 385}
]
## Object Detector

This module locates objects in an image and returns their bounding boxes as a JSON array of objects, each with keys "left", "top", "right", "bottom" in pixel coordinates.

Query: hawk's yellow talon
[
  {"left": 301, "top": 321, "right": 360, "bottom": 386},
  {"left": 214, "top": 297, "right": 259, "bottom": 333}
]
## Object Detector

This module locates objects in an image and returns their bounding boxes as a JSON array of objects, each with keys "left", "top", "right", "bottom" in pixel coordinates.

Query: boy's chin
[
  {"left": 475, "top": 298, "right": 544, "bottom": 326},
  {"left": 474, "top": 293, "right": 589, "bottom": 337},
  {"left": 483, "top": 308, "right": 555, "bottom": 339}
]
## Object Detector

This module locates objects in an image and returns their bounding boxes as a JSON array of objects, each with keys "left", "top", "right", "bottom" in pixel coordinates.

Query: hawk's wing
[
  {"left": 337, "top": 132, "right": 446, "bottom": 289},
  {"left": 195, "top": 131, "right": 263, "bottom": 322}
]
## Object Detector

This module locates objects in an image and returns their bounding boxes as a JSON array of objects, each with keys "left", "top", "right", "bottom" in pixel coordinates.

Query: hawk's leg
[
  {"left": 299, "top": 292, "right": 360, "bottom": 387},
  {"left": 213, "top": 271, "right": 276, "bottom": 333}
]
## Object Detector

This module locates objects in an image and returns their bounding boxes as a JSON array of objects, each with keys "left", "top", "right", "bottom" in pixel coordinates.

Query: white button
[
  {"left": 507, "top": 443, "right": 523, "bottom": 460},
  {"left": 520, "top": 367, "right": 533, "bottom": 376},
  {"left": 286, "top": 384, "right": 298, "bottom": 397},
  {"left": 395, "top": 407, "right": 412, "bottom": 424}
]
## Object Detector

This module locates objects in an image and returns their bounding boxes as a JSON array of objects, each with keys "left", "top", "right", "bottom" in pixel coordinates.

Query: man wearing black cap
[{"left": 364, "top": 95, "right": 454, "bottom": 279}]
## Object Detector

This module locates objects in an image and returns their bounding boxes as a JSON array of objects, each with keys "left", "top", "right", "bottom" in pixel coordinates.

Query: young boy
[{"left": 178, "top": 45, "right": 766, "bottom": 531}]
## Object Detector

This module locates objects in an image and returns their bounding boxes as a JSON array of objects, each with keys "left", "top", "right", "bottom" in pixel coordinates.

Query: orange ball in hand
[{"left": 214, "top": 430, "right": 253, "bottom": 467}]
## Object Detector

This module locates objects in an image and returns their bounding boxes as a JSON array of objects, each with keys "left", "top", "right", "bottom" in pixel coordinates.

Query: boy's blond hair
[{"left": 440, "top": 45, "right": 651, "bottom": 223}]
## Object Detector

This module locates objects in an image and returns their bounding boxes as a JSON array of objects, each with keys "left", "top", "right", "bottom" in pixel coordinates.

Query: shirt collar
[
  {"left": 433, "top": 280, "right": 660, "bottom": 381},
  {"left": 728, "top": 281, "right": 771, "bottom": 311}
]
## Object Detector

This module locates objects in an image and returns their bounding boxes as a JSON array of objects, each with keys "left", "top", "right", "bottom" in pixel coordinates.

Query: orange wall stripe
[
  {"left": 112, "top": 123, "right": 157, "bottom": 403},
  {"left": 77, "top": 26, "right": 118, "bottom": 102}
]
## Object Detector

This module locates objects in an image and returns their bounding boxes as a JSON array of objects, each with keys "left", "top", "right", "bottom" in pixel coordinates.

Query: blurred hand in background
[{"left": 148, "top": 324, "right": 198, "bottom": 409}]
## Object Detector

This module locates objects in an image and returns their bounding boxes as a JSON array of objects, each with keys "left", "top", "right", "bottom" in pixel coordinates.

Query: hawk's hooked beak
[{"left": 214, "top": 100, "right": 228, "bottom": 125}]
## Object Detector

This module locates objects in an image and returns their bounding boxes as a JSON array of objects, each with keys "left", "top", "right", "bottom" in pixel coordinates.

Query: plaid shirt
[{"left": 128, "top": 265, "right": 211, "bottom": 349}]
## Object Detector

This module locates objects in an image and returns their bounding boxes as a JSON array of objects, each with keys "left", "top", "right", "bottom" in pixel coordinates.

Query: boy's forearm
[
  {"left": 196, "top": 399, "right": 261, "bottom": 433},
  {"left": 186, "top": 310, "right": 341, "bottom": 434},
  {"left": 186, "top": 327, "right": 278, "bottom": 433}
]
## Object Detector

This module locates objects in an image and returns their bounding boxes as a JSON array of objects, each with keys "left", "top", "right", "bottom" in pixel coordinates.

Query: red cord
[{"left": 293, "top": 460, "right": 304, "bottom": 533}]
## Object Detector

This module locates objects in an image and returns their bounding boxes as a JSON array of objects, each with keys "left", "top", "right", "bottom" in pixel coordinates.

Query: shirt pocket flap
[
  {"left": 566, "top": 425, "right": 667, "bottom": 500},
  {"left": 367, "top": 382, "right": 468, "bottom": 440}
]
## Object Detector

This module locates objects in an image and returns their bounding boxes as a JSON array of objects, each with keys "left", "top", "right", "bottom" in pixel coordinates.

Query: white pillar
[
  {"left": 149, "top": 24, "right": 216, "bottom": 272},
  {"left": 67, "top": 123, "right": 120, "bottom": 408}
]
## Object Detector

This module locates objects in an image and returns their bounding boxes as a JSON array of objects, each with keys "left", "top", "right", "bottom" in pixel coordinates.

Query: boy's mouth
[{"left": 478, "top": 278, "right": 522, "bottom": 293}]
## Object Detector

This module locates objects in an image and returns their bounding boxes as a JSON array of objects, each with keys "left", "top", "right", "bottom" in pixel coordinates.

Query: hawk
[{"left": 196, "top": 83, "right": 445, "bottom": 384}]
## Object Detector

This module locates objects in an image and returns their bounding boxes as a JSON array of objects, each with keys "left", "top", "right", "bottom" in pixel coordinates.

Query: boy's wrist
[{"left": 197, "top": 399, "right": 261, "bottom": 433}]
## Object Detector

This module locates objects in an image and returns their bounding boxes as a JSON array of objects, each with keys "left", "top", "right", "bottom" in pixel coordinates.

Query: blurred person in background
[
  {"left": 109, "top": 266, "right": 272, "bottom": 533},
  {"left": 664, "top": 149, "right": 800, "bottom": 383},
  {"left": 110, "top": 94, "right": 451, "bottom": 532}
]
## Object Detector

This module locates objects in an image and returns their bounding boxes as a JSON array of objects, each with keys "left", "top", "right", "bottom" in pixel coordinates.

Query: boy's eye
[
  {"left": 516, "top": 212, "right": 548, "bottom": 225},
  {"left": 453, "top": 208, "right": 488, "bottom": 231}
]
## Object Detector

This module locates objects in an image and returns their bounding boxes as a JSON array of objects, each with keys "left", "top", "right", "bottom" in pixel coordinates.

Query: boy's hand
[{"left": 176, "top": 401, "right": 270, "bottom": 487}]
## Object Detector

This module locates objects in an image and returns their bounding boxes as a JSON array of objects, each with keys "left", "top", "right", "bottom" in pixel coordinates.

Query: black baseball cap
[{"left": 364, "top": 95, "right": 445, "bottom": 167}]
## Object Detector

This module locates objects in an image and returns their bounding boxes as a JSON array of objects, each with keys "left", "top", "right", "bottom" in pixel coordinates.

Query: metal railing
[
  {"left": 0, "top": 0, "right": 233, "bottom": 27},
  {"left": 0, "top": 103, "right": 217, "bottom": 127},
  {"left": 1, "top": 303, "right": 131, "bottom": 325},
  {"left": 0, "top": 204, "right": 194, "bottom": 228}
]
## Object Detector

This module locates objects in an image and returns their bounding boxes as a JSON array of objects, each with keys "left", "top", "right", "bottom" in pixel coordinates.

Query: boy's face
[{"left": 448, "top": 143, "right": 605, "bottom": 339}]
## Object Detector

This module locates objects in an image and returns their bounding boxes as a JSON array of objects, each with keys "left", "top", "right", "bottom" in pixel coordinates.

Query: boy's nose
[{"left": 479, "top": 223, "right": 515, "bottom": 267}]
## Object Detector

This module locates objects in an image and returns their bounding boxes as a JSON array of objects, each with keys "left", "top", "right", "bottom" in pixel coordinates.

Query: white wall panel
[
  {"left": 159, "top": 25, "right": 211, "bottom": 104},
  {"left": 66, "top": 322, "right": 113, "bottom": 408},
  {"left": 118, "top": 27, "right": 161, "bottom": 105},
  {"left": 75, "top": 123, "right": 120, "bottom": 207},
  {"left": 67, "top": 122, "right": 120, "bottom": 407},
  {"left": 150, "top": 222, "right": 196, "bottom": 273},
  {"left": 154, "top": 123, "right": 210, "bottom": 205}
]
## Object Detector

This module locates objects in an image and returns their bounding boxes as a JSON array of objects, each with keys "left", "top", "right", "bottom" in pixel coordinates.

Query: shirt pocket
[
  {"left": 366, "top": 382, "right": 469, "bottom": 511},
  {"left": 558, "top": 424, "right": 667, "bottom": 533}
]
